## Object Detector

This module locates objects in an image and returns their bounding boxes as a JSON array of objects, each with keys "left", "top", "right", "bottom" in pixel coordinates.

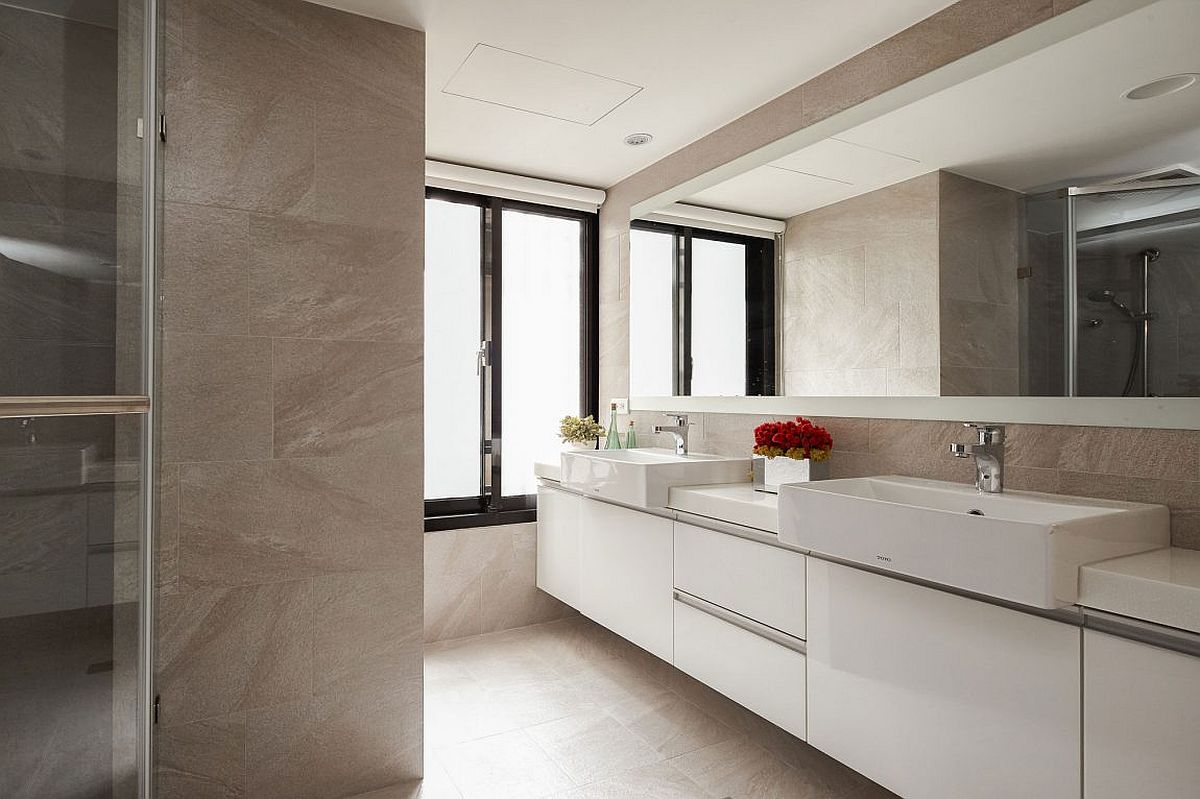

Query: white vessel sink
[
  {"left": 560, "top": 447, "right": 749, "bottom": 508},
  {"left": 779, "top": 475, "right": 1169, "bottom": 608}
]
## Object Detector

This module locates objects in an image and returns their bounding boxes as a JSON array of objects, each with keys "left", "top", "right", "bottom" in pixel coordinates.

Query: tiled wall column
[
  {"left": 424, "top": 524, "right": 576, "bottom": 643},
  {"left": 154, "top": 2, "right": 425, "bottom": 797}
]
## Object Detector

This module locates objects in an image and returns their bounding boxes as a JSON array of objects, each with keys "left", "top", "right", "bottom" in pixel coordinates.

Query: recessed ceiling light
[
  {"left": 623, "top": 132, "right": 653, "bottom": 146},
  {"left": 1124, "top": 73, "right": 1198, "bottom": 100}
]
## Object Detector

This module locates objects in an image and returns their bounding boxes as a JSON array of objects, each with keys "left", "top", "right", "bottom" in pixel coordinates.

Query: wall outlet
[{"left": 610, "top": 398, "right": 629, "bottom": 415}]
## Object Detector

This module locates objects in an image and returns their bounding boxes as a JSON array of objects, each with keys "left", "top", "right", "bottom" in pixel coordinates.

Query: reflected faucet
[
  {"left": 949, "top": 422, "right": 1005, "bottom": 493},
  {"left": 19, "top": 417, "right": 36, "bottom": 446},
  {"left": 653, "top": 414, "right": 691, "bottom": 455}
]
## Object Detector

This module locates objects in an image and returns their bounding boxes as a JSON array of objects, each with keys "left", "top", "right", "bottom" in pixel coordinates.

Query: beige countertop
[
  {"left": 1080, "top": 547, "right": 1200, "bottom": 635},
  {"left": 534, "top": 459, "right": 562, "bottom": 482},
  {"left": 668, "top": 482, "right": 778, "bottom": 534}
]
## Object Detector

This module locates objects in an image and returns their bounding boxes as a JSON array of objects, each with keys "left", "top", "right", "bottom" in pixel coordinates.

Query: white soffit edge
[
  {"left": 630, "top": 395, "right": 1200, "bottom": 431},
  {"left": 443, "top": 44, "right": 642, "bottom": 126},
  {"left": 642, "top": 203, "right": 785, "bottom": 239},
  {"left": 425, "top": 160, "right": 605, "bottom": 213}
]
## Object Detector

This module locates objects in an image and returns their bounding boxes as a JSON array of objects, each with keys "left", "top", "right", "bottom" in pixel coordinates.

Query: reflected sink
[
  {"left": 0, "top": 444, "right": 97, "bottom": 491},
  {"left": 779, "top": 475, "right": 1169, "bottom": 608},
  {"left": 561, "top": 447, "right": 749, "bottom": 508}
]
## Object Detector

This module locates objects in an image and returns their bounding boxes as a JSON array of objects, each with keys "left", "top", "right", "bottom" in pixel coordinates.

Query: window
[
  {"left": 424, "top": 188, "right": 597, "bottom": 530},
  {"left": 629, "top": 221, "right": 775, "bottom": 397}
]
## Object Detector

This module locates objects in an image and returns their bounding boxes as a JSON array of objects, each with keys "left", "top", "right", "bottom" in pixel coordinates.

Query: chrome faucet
[
  {"left": 653, "top": 414, "right": 691, "bottom": 455},
  {"left": 949, "top": 422, "right": 1005, "bottom": 493}
]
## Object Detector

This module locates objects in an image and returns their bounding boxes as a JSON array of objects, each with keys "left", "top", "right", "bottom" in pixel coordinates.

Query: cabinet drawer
[
  {"left": 672, "top": 595, "right": 806, "bottom": 740},
  {"left": 674, "top": 522, "right": 806, "bottom": 639}
]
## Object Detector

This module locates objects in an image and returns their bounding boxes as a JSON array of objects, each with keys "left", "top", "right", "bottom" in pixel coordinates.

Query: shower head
[
  {"left": 1087, "top": 287, "right": 1137, "bottom": 318},
  {"left": 1143, "top": 247, "right": 1161, "bottom": 262}
]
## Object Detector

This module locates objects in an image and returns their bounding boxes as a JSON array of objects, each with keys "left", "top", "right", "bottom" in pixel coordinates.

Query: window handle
[{"left": 476, "top": 340, "right": 492, "bottom": 375}]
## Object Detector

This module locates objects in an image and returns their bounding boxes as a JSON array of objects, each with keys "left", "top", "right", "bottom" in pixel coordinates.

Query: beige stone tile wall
[
  {"left": 424, "top": 524, "right": 576, "bottom": 643},
  {"left": 938, "top": 172, "right": 1021, "bottom": 395},
  {"left": 631, "top": 410, "right": 1200, "bottom": 549},
  {"left": 155, "top": 1, "right": 425, "bottom": 796},
  {"left": 782, "top": 173, "right": 941, "bottom": 396}
]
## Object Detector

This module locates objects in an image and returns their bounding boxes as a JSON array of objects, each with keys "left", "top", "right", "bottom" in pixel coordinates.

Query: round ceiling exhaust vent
[
  {"left": 1124, "top": 73, "right": 1198, "bottom": 100},
  {"left": 623, "top": 132, "right": 654, "bottom": 147}
]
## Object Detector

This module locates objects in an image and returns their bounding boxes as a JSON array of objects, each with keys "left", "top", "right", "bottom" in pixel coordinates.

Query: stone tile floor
[{"left": 356, "top": 615, "right": 895, "bottom": 799}]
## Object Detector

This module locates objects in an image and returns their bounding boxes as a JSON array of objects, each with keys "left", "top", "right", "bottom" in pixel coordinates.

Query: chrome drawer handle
[{"left": 673, "top": 589, "right": 806, "bottom": 655}]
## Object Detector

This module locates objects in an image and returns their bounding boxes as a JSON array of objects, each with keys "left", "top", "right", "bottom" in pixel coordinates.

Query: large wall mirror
[{"left": 630, "top": 0, "right": 1200, "bottom": 424}]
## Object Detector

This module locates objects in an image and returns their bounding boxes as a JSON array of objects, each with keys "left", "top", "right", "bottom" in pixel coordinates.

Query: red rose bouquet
[{"left": 752, "top": 416, "right": 832, "bottom": 461}]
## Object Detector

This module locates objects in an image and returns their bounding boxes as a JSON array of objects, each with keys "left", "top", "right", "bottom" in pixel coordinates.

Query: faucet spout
[
  {"left": 949, "top": 423, "right": 1005, "bottom": 493},
  {"left": 652, "top": 414, "right": 691, "bottom": 456}
]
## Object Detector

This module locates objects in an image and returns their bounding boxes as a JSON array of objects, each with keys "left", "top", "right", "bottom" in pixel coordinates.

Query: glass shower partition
[
  {"left": 0, "top": 0, "right": 159, "bottom": 796},
  {"left": 1063, "top": 177, "right": 1200, "bottom": 397}
]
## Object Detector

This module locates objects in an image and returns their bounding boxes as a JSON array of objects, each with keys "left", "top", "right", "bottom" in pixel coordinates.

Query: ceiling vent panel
[{"left": 443, "top": 44, "right": 641, "bottom": 125}]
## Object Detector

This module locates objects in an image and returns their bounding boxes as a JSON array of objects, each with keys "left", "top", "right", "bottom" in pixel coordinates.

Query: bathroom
[{"left": 1, "top": 0, "right": 1198, "bottom": 797}]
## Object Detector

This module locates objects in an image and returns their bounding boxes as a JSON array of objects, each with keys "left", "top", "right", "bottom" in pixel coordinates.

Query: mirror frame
[{"left": 627, "top": 0, "right": 1200, "bottom": 429}]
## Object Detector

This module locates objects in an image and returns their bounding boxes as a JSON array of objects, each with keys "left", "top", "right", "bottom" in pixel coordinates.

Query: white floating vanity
[{"left": 535, "top": 449, "right": 1199, "bottom": 799}]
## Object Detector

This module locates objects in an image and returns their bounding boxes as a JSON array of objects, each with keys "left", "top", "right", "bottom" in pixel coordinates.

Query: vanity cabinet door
[
  {"left": 579, "top": 498, "right": 673, "bottom": 661},
  {"left": 536, "top": 484, "right": 582, "bottom": 608},
  {"left": 1084, "top": 630, "right": 1200, "bottom": 799},
  {"left": 807, "top": 559, "right": 1081, "bottom": 799}
]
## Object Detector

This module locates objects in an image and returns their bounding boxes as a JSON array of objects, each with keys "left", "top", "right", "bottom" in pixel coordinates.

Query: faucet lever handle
[
  {"left": 664, "top": 413, "right": 690, "bottom": 427},
  {"left": 963, "top": 421, "right": 1004, "bottom": 444}
]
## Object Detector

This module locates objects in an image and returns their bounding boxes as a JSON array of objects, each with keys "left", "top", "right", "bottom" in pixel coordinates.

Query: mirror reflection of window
[
  {"left": 629, "top": 228, "right": 675, "bottom": 396},
  {"left": 691, "top": 238, "right": 747, "bottom": 395},
  {"left": 630, "top": 222, "right": 775, "bottom": 397}
]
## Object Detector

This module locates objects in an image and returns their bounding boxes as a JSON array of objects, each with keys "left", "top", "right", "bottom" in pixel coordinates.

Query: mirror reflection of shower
[
  {"left": 1028, "top": 173, "right": 1200, "bottom": 399},
  {"left": 1085, "top": 248, "right": 1161, "bottom": 397}
]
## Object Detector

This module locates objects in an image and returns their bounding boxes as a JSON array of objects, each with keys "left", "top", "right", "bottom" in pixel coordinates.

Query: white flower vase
[{"left": 752, "top": 454, "right": 830, "bottom": 494}]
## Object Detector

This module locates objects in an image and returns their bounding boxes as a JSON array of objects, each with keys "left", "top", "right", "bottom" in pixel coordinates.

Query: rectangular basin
[
  {"left": 560, "top": 447, "right": 749, "bottom": 508},
  {"left": 779, "top": 475, "right": 1169, "bottom": 608}
]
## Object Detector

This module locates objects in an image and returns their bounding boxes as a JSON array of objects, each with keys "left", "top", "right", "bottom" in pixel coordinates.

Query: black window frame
[
  {"left": 630, "top": 220, "right": 776, "bottom": 397},
  {"left": 424, "top": 187, "right": 599, "bottom": 531}
]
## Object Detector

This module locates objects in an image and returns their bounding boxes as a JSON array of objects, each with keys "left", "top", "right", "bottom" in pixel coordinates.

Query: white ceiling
[
  {"left": 687, "top": 0, "right": 1200, "bottom": 219},
  {"left": 306, "top": 0, "right": 957, "bottom": 187}
]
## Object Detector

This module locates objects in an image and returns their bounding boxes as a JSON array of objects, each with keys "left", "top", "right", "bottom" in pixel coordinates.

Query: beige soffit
[{"left": 627, "top": 0, "right": 1160, "bottom": 219}]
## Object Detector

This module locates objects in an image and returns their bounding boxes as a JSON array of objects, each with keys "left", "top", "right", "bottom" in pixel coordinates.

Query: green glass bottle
[
  {"left": 605, "top": 402, "right": 622, "bottom": 449},
  {"left": 625, "top": 421, "right": 638, "bottom": 449}
]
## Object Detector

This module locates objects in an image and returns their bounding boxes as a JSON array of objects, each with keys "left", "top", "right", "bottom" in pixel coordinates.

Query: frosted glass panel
[
  {"left": 629, "top": 229, "right": 675, "bottom": 396},
  {"left": 424, "top": 199, "right": 482, "bottom": 499},
  {"left": 501, "top": 210, "right": 581, "bottom": 497},
  {"left": 691, "top": 238, "right": 746, "bottom": 395}
]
